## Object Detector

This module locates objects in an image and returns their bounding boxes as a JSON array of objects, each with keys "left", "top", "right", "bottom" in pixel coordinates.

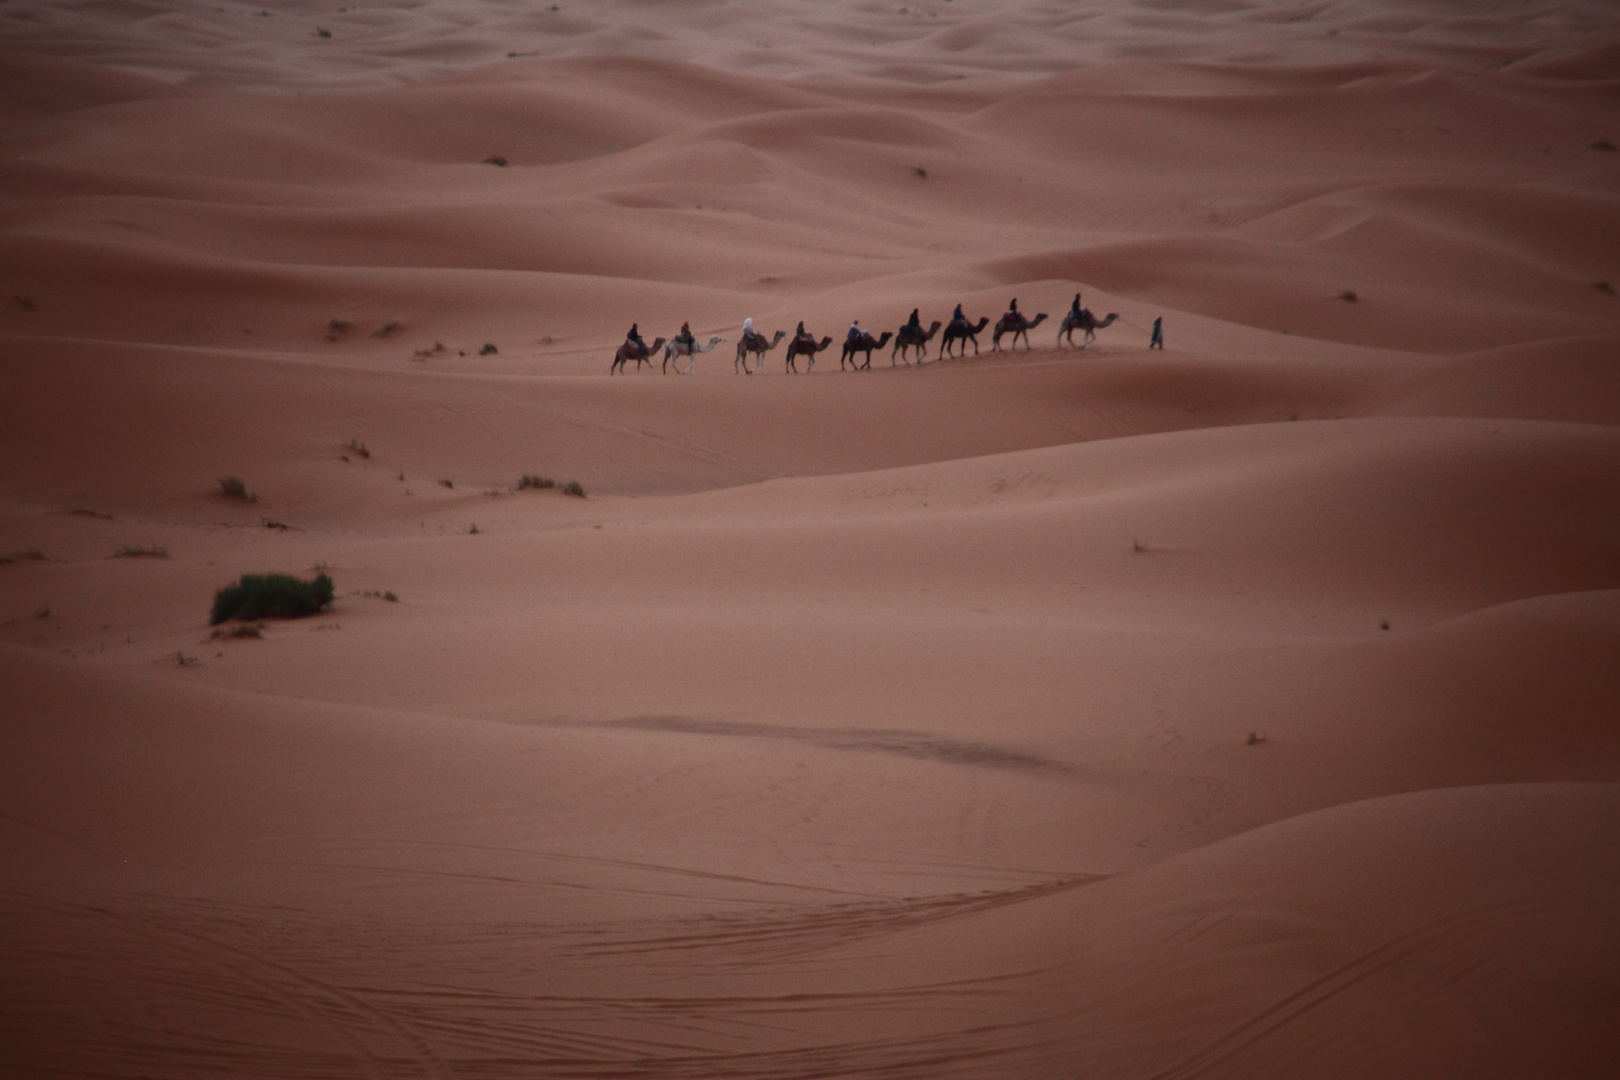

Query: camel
[
  {"left": 841, "top": 330, "right": 893, "bottom": 371},
  {"left": 663, "top": 334, "right": 724, "bottom": 374},
  {"left": 784, "top": 333, "right": 834, "bottom": 373},
  {"left": 610, "top": 336, "right": 666, "bottom": 374},
  {"left": 1058, "top": 309, "right": 1119, "bottom": 348},
  {"left": 891, "top": 320, "right": 941, "bottom": 365},
  {"left": 992, "top": 311, "right": 1048, "bottom": 351},
  {"left": 735, "top": 329, "right": 787, "bottom": 374},
  {"left": 938, "top": 315, "right": 989, "bottom": 359}
]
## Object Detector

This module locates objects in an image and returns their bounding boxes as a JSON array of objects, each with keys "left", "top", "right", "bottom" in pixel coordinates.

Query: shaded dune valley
[{"left": 3, "top": 0, "right": 1620, "bottom": 1077}]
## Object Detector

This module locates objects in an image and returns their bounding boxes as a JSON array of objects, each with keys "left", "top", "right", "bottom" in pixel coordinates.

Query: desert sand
[{"left": 2, "top": 0, "right": 1619, "bottom": 1075}]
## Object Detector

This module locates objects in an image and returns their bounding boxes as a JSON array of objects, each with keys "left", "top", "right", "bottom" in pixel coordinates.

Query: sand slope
[{"left": 3, "top": 1, "right": 1619, "bottom": 1076}]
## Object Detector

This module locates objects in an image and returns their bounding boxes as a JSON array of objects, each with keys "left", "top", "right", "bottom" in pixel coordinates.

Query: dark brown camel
[
  {"left": 735, "top": 329, "right": 787, "bottom": 374},
  {"left": 939, "top": 315, "right": 989, "bottom": 359},
  {"left": 784, "top": 333, "right": 834, "bottom": 373},
  {"left": 891, "top": 320, "right": 941, "bottom": 365},
  {"left": 610, "top": 336, "right": 666, "bottom": 374},
  {"left": 1058, "top": 309, "right": 1119, "bottom": 348},
  {"left": 841, "top": 330, "right": 893, "bottom": 370},
  {"left": 992, "top": 311, "right": 1048, "bottom": 351}
]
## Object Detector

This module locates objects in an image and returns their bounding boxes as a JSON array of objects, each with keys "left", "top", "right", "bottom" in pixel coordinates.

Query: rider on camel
[
  {"left": 906, "top": 308, "right": 922, "bottom": 332},
  {"left": 626, "top": 323, "right": 646, "bottom": 354},
  {"left": 1005, "top": 298, "right": 1020, "bottom": 324},
  {"left": 952, "top": 303, "right": 965, "bottom": 323},
  {"left": 1069, "top": 293, "right": 1082, "bottom": 321},
  {"left": 675, "top": 321, "right": 696, "bottom": 351},
  {"left": 742, "top": 317, "right": 758, "bottom": 346},
  {"left": 847, "top": 319, "right": 862, "bottom": 343}
]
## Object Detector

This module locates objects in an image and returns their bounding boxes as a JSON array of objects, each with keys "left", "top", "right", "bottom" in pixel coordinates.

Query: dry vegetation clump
[
  {"left": 345, "top": 437, "right": 371, "bottom": 458},
  {"left": 210, "top": 621, "right": 265, "bottom": 640},
  {"left": 211, "top": 572, "right": 334, "bottom": 625},
  {"left": 218, "top": 476, "right": 255, "bottom": 501},
  {"left": 114, "top": 544, "right": 169, "bottom": 558}
]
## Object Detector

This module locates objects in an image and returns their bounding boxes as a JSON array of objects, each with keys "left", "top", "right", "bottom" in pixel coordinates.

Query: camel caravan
[{"left": 610, "top": 296, "right": 1133, "bottom": 374}]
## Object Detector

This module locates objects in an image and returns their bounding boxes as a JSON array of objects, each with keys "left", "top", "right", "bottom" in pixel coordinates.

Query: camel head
[
  {"left": 927, "top": 320, "right": 942, "bottom": 335},
  {"left": 1026, "top": 313, "right": 1048, "bottom": 328},
  {"left": 875, "top": 331, "right": 893, "bottom": 346},
  {"left": 815, "top": 336, "right": 833, "bottom": 351}
]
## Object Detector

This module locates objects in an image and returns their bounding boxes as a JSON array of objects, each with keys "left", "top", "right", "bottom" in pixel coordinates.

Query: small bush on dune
[
  {"left": 211, "top": 572, "right": 334, "bottom": 625},
  {"left": 516, "top": 475, "right": 583, "bottom": 496},
  {"left": 218, "top": 476, "right": 255, "bottom": 501},
  {"left": 115, "top": 543, "right": 169, "bottom": 558}
]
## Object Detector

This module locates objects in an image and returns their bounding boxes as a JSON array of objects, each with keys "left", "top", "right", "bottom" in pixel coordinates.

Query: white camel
[{"left": 663, "top": 335, "right": 725, "bottom": 375}]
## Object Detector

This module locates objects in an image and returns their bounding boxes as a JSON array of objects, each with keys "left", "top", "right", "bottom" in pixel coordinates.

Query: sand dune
[{"left": 3, "top": 1, "right": 1618, "bottom": 1077}]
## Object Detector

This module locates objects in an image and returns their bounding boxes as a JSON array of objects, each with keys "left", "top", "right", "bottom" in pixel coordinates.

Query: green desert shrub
[
  {"left": 562, "top": 480, "right": 586, "bottom": 498},
  {"left": 518, "top": 474, "right": 555, "bottom": 490},
  {"left": 211, "top": 572, "right": 334, "bottom": 625},
  {"left": 218, "top": 476, "right": 254, "bottom": 501}
]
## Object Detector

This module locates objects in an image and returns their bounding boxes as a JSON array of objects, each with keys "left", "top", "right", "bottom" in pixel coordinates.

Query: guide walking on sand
[{"left": 1149, "top": 316, "right": 1164, "bottom": 350}]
